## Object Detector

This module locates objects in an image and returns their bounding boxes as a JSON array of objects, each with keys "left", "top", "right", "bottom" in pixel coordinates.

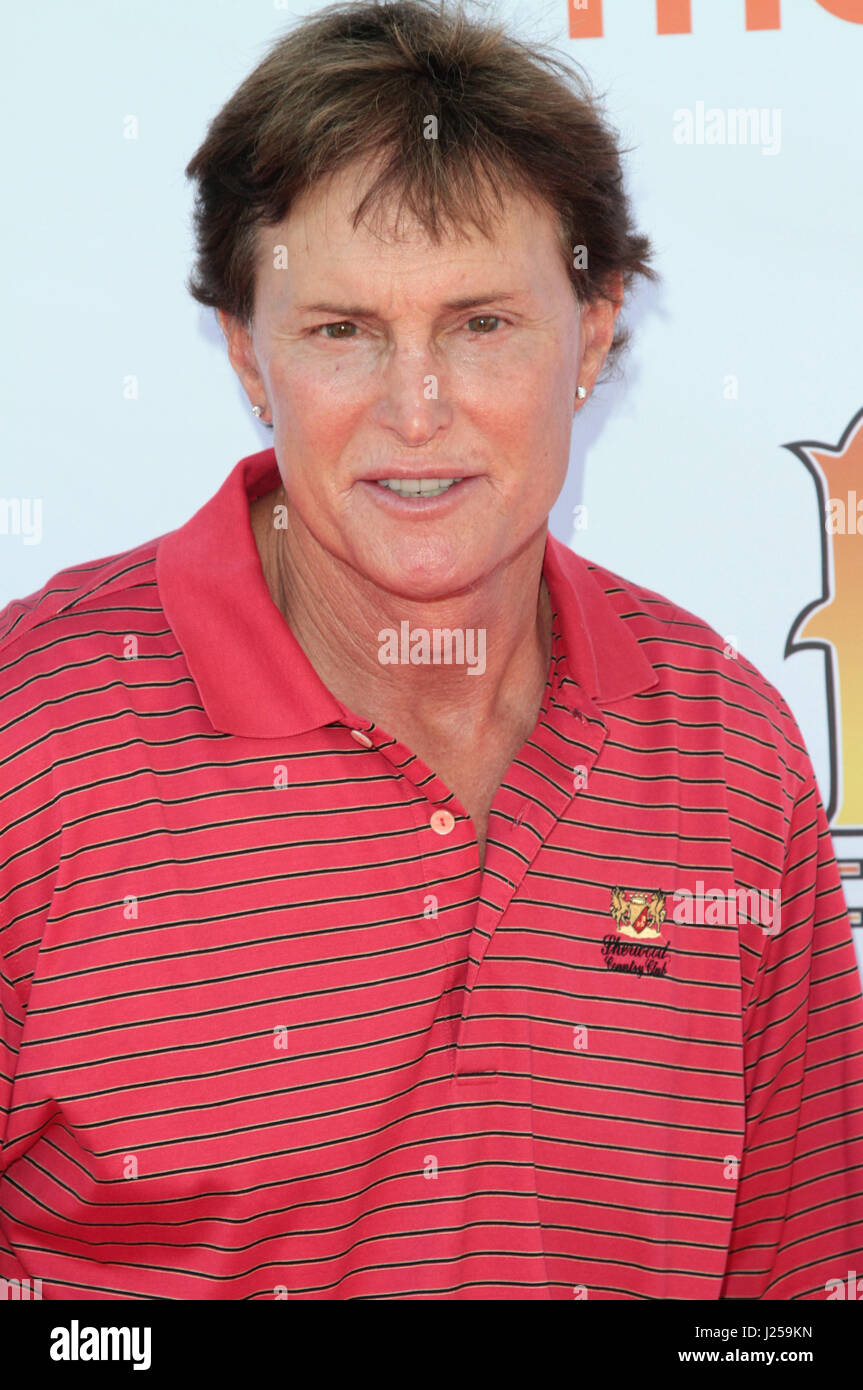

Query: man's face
[{"left": 224, "top": 162, "right": 618, "bottom": 601}]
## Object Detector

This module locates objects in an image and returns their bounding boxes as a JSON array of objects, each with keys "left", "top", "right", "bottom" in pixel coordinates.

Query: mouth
[
  {"left": 357, "top": 474, "right": 479, "bottom": 511},
  {"left": 373, "top": 477, "right": 462, "bottom": 498}
]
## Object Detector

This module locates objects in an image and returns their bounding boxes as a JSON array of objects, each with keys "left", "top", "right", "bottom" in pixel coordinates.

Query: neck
[{"left": 260, "top": 487, "right": 553, "bottom": 741}]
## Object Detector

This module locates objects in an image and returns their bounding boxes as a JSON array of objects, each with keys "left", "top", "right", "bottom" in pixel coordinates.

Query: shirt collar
[{"left": 156, "top": 447, "right": 658, "bottom": 738}]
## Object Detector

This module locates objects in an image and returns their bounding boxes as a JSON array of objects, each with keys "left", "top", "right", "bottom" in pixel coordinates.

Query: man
[{"left": 1, "top": 0, "right": 861, "bottom": 1300}]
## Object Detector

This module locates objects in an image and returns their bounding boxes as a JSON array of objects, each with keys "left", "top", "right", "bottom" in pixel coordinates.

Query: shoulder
[
  {"left": 0, "top": 536, "right": 170, "bottom": 761},
  {"left": 0, "top": 537, "right": 163, "bottom": 664},
  {"left": 579, "top": 552, "right": 812, "bottom": 790},
  {"left": 0, "top": 535, "right": 173, "bottom": 957}
]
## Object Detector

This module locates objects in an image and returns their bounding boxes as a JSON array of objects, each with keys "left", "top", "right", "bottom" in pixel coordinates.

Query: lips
[
  {"left": 358, "top": 469, "right": 475, "bottom": 482},
  {"left": 375, "top": 477, "right": 462, "bottom": 497},
  {"left": 359, "top": 475, "right": 478, "bottom": 510}
]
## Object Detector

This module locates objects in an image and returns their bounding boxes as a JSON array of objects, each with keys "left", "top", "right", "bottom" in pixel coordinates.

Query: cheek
[
  {"left": 467, "top": 368, "right": 573, "bottom": 462},
  {"left": 271, "top": 362, "right": 364, "bottom": 465},
  {"left": 463, "top": 337, "right": 574, "bottom": 422},
  {"left": 461, "top": 373, "right": 538, "bottom": 445}
]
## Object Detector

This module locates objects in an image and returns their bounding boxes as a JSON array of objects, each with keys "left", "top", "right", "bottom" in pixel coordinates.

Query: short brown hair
[{"left": 184, "top": 0, "right": 656, "bottom": 372}]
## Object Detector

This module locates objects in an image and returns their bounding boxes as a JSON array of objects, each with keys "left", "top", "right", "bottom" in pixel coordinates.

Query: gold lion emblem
[{"left": 610, "top": 887, "right": 667, "bottom": 939}]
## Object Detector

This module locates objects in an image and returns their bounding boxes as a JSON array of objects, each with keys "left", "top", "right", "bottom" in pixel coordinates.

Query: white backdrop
[{"left": 2, "top": 0, "right": 862, "bottom": 976}]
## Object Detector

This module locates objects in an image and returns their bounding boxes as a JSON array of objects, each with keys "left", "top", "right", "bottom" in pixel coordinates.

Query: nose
[{"left": 371, "top": 341, "right": 453, "bottom": 446}]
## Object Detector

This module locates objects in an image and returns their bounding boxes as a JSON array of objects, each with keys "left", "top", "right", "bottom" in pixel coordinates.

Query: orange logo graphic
[
  {"left": 786, "top": 407, "right": 863, "bottom": 832},
  {"left": 569, "top": 0, "right": 863, "bottom": 40}
]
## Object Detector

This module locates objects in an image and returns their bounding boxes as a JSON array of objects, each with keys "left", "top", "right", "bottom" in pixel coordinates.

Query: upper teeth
[{"left": 376, "top": 477, "right": 462, "bottom": 496}]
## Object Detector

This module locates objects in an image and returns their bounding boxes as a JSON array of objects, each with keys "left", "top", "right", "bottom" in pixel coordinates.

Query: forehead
[{"left": 255, "top": 158, "right": 567, "bottom": 291}]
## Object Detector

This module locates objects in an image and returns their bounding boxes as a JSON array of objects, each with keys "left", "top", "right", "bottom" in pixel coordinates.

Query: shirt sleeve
[
  {"left": 0, "top": 802, "right": 48, "bottom": 1181},
  {"left": 0, "top": 962, "right": 24, "bottom": 1158},
  {"left": 0, "top": 667, "right": 60, "bottom": 1280},
  {"left": 0, "top": 935, "right": 32, "bottom": 1280},
  {"left": 720, "top": 756, "right": 863, "bottom": 1298}
]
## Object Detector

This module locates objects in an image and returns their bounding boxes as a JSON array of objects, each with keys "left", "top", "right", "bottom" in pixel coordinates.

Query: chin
[{"left": 366, "top": 555, "right": 478, "bottom": 602}]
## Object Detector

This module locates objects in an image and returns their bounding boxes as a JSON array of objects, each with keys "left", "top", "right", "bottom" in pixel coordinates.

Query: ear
[
  {"left": 575, "top": 272, "right": 624, "bottom": 403},
  {"left": 217, "top": 310, "right": 268, "bottom": 410}
]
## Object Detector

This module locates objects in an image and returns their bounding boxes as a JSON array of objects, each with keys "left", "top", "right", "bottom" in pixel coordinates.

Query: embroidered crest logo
[
  {"left": 603, "top": 887, "right": 670, "bottom": 978},
  {"left": 610, "top": 887, "right": 667, "bottom": 939}
]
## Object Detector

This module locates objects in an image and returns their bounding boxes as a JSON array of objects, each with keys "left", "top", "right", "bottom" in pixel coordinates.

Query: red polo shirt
[{"left": 1, "top": 447, "right": 861, "bottom": 1300}]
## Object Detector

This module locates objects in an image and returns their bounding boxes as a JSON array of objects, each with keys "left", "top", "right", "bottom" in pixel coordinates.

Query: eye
[
  {"left": 465, "top": 314, "right": 501, "bottom": 333},
  {"left": 318, "top": 321, "right": 358, "bottom": 339}
]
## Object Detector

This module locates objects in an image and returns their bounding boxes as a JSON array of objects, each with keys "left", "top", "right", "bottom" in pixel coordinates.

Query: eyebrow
[{"left": 294, "top": 291, "right": 520, "bottom": 316}]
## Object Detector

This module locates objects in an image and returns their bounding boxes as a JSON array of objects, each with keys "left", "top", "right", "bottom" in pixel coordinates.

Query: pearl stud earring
[{"left": 576, "top": 385, "right": 587, "bottom": 400}]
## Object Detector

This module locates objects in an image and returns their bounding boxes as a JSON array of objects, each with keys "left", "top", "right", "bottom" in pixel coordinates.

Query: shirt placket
[
  {"left": 329, "top": 608, "right": 609, "bottom": 1071},
  {"left": 336, "top": 713, "right": 483, "bottom": 1042},
  {"left": 453, "top": 692, "right": 609, "bottom": 1067}
]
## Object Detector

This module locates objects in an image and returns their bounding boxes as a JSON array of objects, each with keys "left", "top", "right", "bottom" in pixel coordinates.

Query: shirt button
[
  {"left": 430, "top": 809, "right": 456, "bottom": 835},
  {"left": 349, "top": 729, "right": 373, "bottom": 747}
]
